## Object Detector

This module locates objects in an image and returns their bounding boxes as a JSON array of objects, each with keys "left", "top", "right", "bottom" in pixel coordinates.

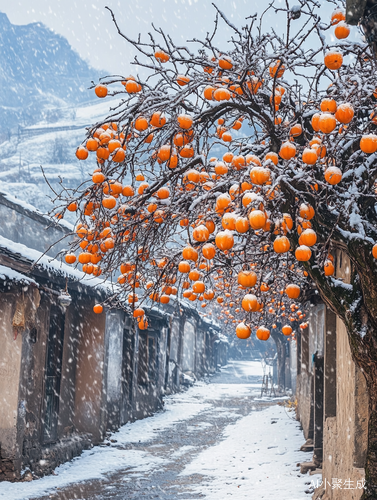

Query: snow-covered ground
[
  {"left": 182, "top": 404, "right": 312, "bottom": 499},
  {"left": 0, "top": 361, "right": 319, "bottom": 499}
]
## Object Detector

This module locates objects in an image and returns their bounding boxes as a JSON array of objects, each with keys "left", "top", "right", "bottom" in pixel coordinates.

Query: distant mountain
[{"left": 0, "top": 12, "right": 103, "bottom": 139}]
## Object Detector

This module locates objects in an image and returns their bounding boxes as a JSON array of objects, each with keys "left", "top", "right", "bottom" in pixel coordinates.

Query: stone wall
[
  {"left": 0, "top": 285, "right": 43, "bottom": 481},
  {"left": 2, "top": 286, "right": 107, "bottom": 480},
  {"left": 0, "top": 293, "right": 23, "bottom": 481},
  {"left": 0, "top": 258, "right": 226, "bottom": 482},
  {"left": 315, "top": 251, "right": 369, "bottom": 500},
  {"left": 297, "top": 370, "right": 313, "bottom": 440},
  {"left": 318, "top": 316, "right": 367, "bottom": 500}
]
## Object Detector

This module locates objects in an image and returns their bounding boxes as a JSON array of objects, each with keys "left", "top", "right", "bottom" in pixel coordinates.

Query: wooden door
[{"left": 42, "top": 305, "right": 65, "bottom": 444}]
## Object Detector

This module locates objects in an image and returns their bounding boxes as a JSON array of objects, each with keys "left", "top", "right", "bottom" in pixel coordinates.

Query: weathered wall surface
[
  {"left": 0, "top": 255, "right": 226, "bottom": 482},
  {"left": 73, "top": 298, "right": 107, "bottom": 443},
  {"left": 0, "top": 294, "right": 22, "bottom": 480},
  {"left": 0, "top": 285, "right": 44, "bottom": 481},
  {"left": 297, "top": 370, "right": 313, "bottom": 440},
  {"left": 319, "top": 316, "right": 367, "bottom": 500},
  {"left": 316, "top": 251, "right": 368, "bottom": 500}
]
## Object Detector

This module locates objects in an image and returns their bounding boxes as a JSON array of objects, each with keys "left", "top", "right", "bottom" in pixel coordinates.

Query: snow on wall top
[
  {"left": 151, "top": 294, "right": 218, "bottom": 324},
  {"left": 217, "top": 332, "right": 229, "bottom": 343},
  {"left": 0, "top": 234, "right": 113, "bottom": 293},
  {"left": 0, "top": 264, "right": 38, "bottom": 286}
]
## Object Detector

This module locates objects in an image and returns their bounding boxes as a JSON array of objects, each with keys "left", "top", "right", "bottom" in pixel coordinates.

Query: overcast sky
[{"left": 0, "top": 0, "right": 345, "bottom": 75}]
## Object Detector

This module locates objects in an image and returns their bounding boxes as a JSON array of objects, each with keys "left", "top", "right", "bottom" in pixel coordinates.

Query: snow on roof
[
  {"left": 144, "top": 295, "right": 220, "bottom": 330},
  {"left": 218, "top": 332, "right": 229, "bottom": 344},
  {"left": 0, "top": 265, "right": 38, "bottom": 287},
  {"left": 200, "top": 312, "right": 220, "bottom": 328},
  {"left": 0, "top": 189, "right": 74, "bottom": 231},
  {"left": 0, "top": 236, "right": 224, "bottom": 330},
  {"left": 0, "top": 234, "right": 113, "bottom": 293}
]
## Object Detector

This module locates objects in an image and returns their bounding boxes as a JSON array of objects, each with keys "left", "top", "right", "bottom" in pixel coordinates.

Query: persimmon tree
[{"left": 55, "top": 1, "right": 377, "bottom": 495}]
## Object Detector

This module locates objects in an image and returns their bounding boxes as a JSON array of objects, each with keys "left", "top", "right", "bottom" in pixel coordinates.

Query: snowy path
[{"left": 0, "top": 361, "right": 319, "bottom": 500}]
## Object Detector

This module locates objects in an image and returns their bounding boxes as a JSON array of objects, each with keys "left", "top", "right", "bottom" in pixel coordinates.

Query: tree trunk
[{"left": 363, "top": 385, "right": 377, "bottom": 498}]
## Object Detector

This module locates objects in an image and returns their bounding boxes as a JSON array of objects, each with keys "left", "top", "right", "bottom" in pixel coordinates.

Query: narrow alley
[{"left": 1, "top": 361, "right": 317, "bottom": 500}]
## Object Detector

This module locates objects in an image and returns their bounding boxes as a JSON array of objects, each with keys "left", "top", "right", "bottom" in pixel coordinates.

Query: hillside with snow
[
  {"left": 0, "top": 12, "right": 103, "bottom": 137},
  {"left": 0, "top": 12, "right": 254, "bottom": 220},
  {"left": 0, "top": 12, "right": 115, "bottom": 218},
  {"left": 0, "top": 98, "right": 120, "bottom": 218}
]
